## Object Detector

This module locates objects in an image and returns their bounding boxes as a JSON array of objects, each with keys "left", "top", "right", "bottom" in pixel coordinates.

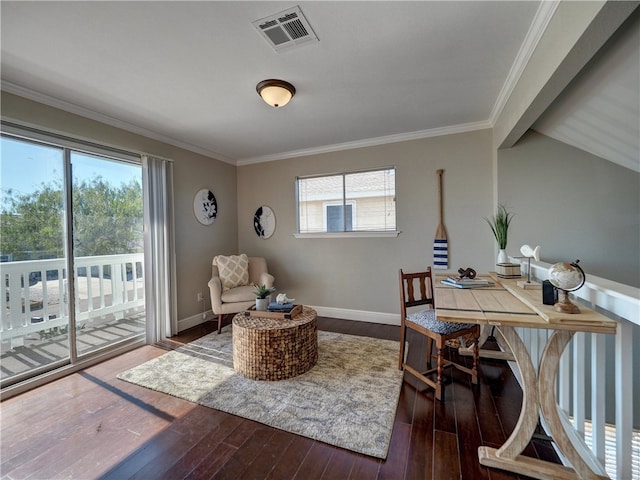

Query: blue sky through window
[
  {"left": 1, "top": 136, "right": 63, "bottom": 197},
  {"left": 1, "top": 136, "right": 141, "bottom": 203}
]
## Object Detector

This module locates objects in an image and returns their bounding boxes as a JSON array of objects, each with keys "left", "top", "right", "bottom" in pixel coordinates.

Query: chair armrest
[
  {"left": 208, "top": 276, "right": 223, "bottom": 313},
  {"left": 259, "top": 272, "right": 275, "bottom": 289}
]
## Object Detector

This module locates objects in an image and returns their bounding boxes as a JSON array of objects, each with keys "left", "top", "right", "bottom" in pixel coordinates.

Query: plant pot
[
  {"left": 497, "top": 249, "right": 509, "bottom": 264},
  {"left": 255, "top": 298, "right": 269, "bottom": 311}
]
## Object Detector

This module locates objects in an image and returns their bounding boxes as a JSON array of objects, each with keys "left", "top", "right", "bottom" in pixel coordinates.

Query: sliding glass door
[
  {"left": 1, "top": 136, "right": 69, "bottom": 381},
  {"left": 70, "top": 151, "right": 145, "bottom": 357},
  {"left": 0, "top": 133, "right": 145, "bottom": 387}
]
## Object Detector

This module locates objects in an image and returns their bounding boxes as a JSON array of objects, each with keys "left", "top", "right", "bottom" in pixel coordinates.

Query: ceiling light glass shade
[{"left": 256, "top": 79, "right": 296, "bottom": 108}]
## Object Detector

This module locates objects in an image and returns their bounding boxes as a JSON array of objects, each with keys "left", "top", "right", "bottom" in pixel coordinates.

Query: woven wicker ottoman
[{"left": 232, "top": 306, "right": 318, "bottom": 381}]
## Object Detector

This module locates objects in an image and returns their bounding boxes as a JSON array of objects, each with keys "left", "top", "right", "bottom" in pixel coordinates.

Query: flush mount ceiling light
[{"left": 256, "top": 79, "right": 296, "bottom": 108}]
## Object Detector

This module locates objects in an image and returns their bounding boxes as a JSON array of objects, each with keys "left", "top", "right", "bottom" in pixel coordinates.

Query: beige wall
[
  {"left": 1, "top": 92, "right": 238, "bottom": 322},
  {"left": 498, "top": 130, "right": 640, "bottom": 288},
  {"left": 4, "top": 88, "right": 637, "bottom": 326},
  {"left": 237, "top": 129, "right": 496, "bottom": 319},
  {"left": 4, "top": 87, "right": 637, "bottom": 328}
]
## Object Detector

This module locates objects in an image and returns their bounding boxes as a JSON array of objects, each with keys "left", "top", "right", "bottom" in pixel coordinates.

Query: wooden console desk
[{"left": 434, "top": 273, "right": 617, "bottom": 480}]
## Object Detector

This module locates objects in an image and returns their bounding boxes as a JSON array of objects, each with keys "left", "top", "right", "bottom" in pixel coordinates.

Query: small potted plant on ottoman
[{"left": 253, "top": 284, "right": 275, "bottom": 311}]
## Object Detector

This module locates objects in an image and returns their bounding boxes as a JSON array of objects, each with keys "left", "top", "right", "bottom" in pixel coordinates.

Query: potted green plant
[
  {"left": 253, "top": 284, "right": 276, "bottom": 311},
  {"left": 485, "top": 204, "right": 514, "bottom": 264}
]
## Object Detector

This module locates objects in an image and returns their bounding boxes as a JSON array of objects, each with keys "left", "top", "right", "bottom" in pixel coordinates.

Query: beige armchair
[{"left": 208, "top": 255, "right": 275, "bottom": 333}]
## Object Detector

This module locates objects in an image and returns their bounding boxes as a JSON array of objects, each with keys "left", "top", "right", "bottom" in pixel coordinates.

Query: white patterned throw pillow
[{"left": 214, "top": 254, "right": 249, "bottom": 290}]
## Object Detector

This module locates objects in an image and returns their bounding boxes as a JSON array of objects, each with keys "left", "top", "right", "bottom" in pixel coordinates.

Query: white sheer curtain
[{"left": 142, "top": 155, "right": 177, "bottom": 342}]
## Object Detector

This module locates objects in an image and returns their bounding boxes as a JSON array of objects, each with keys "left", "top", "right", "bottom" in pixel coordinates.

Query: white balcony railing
[
  {"left": 1, "top": 254, "right": 144, "bottom": 348},
  {"left": 512, "top": 258, "right": 639, "bottom": 480}
]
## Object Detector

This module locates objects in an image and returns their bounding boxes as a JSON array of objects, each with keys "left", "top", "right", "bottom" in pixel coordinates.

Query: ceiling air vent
[{"left": 252, "top": 5, "right": 319, "bottom": 53}]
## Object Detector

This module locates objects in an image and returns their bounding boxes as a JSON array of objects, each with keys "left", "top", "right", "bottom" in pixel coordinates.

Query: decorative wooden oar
[{"left": 433, "top": 169, "right": 448, "bottom": 269}]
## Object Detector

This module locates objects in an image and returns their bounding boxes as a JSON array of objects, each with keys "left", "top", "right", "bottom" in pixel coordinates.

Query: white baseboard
[
  {"left": 177, "top": 306, "right": 399, "bottom": 332},
  {"left": 310, "top": 306, "right": 400, "bottom": 326},
  {"left": 178, "top": 310, "right": 213, "bottom": 332}
]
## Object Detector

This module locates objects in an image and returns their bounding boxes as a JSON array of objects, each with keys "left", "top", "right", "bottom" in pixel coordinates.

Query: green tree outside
[
  {"left": 1, "top": 177, "right": 142, "bottom": 261},
  {"left": 72, "top": 177, "right": 143, "bottom": 257}
]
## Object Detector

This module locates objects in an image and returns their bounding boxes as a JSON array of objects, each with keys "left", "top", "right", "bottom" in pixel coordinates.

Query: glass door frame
[
  {"left": 1, "top": 123, "right": 146, "bottom": 395},
  {"left": 64, "top": 149, "right": 79, "bottom": 362}
]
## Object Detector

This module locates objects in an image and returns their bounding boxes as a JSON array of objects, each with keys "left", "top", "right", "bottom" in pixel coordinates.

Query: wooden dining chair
[{"left": 398, "top": 267, "right": 480, "bottom": 401}]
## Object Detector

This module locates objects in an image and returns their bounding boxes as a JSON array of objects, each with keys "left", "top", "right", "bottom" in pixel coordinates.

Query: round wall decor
[
  {"left": 193, "top": 188, "right": 217, "bottom": 225},
  {"left": 253, "top": 205, "right": 276, "bottom": 239}
]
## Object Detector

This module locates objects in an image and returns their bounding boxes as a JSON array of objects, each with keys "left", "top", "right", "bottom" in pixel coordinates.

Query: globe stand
[{"left": 554, "top": 289, "right": 581, "bottom": 314}]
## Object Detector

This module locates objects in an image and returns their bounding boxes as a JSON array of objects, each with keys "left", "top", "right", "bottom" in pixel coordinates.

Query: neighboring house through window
[
  {"left": 325, "top": 202, "right": 354, "bottom": 232},
  {"left": 296, "top": 167, "right": 396, "bottom": 235}
]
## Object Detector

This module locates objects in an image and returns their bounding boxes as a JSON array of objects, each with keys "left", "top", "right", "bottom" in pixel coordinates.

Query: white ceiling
[
  {"left": 1, "top": 1, "right": 542, "bottom": 163},
  {"left": 1, "top": 1, "right": 637, "bottom": 169}
]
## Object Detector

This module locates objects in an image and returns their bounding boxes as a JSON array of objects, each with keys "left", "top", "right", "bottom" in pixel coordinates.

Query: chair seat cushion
[
  {"left": 407, "top": 309, "right": 475, "bottom": 335},
  {"left": 220, "top": 285, "right": 255, "bottom": 303}
]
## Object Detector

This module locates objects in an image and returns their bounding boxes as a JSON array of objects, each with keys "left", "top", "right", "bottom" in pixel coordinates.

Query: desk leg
[
  {"left": 538, "top": 330, "right": 608, "bottom": 479},
  {"left": 487, "top": 326, "right": 539, "bottom": 458},
  {"left": 478, "top": 327, "right": 608, "bottom": 480}
]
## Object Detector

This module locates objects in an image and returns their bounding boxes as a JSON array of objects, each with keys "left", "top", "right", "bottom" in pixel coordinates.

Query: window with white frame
[{"left": 296, "top": 167, "right": 396, "bottom": 234}]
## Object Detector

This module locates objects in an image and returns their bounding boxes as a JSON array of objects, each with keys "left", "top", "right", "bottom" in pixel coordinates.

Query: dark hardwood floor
[{"left": 1, "top": 316, "right": 559, "bottom": 479}]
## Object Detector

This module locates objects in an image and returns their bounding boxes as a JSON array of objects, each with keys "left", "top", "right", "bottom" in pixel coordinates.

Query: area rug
[{"left": 117, "top": 328, "right": 404, "bottom": 459}]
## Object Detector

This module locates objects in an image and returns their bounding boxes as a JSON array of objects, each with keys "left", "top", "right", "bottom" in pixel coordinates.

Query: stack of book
[
  {"left": 267, "top": 302, "right": 295, "bottom": 313},
  {"left": 440, "top": 276, "right": 495, "bottom": 289}
]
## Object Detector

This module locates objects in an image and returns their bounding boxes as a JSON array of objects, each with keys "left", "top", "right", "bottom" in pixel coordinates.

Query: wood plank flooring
[{"left": 0, "top": 316, "right": 560, "bottom": 479}]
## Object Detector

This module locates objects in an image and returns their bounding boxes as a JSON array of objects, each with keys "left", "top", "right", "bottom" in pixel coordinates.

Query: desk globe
[{"left": 548, "top": 260, "right": 586, "bottom": 314}]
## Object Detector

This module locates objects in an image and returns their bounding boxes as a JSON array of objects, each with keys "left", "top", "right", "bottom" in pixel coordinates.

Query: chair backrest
[
  {"left": 399, "top": 267, "right": 435, "bottom": 319},
  {"left": 247, "top": 257, "right": 268, "bottom": 284}
]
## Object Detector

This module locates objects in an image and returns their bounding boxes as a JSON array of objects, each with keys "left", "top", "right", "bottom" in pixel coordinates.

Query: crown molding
[
  {"left": 3, "top": 81, "right": 492, "bottom": 168},
  {"left": 489, "top": 0, "right": 560, "bottom": 126},
  {"left": 237, "top": 120, "right": 492, "bottom": 166},
  {"left": 1, "top": 81, "right": 236, "bottom": 165}
]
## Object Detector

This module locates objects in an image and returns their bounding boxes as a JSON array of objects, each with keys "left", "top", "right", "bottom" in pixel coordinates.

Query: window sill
[{"left": 293, "top": 231, "right": 401, "bottom": 239}]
